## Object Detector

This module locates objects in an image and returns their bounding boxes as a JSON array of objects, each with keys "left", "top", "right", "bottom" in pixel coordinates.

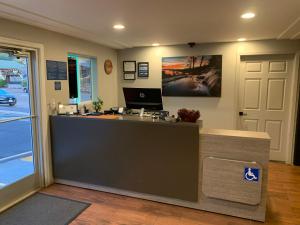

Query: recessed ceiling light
[
  {"left": 241, "top": 12, "right": 255, "bottom": 19},
  {"left": 113, "top": 24, "right": 125, "bottom": 30},
  {"left": 238, "top": 38, "right": 247, "bottom": 42},
  {"left": 152, "top": 43, "right": 160, "bottom": 47}
]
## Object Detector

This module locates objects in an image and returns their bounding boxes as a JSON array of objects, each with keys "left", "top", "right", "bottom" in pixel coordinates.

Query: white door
[
  {"left": 238, "top": 54, "right": 294, "bottom": 161},
  {"left": 0, "top": 49, "right": 41, "bottom": 210}
]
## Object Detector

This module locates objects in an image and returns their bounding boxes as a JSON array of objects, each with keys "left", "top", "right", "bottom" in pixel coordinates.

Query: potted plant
[{"left": 92, "top": 97, "right": 103, "bottom": 113}]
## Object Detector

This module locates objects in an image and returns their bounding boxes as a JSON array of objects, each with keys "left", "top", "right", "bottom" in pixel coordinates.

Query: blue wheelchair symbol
[{"left": 244, "top": 168, "right": 259, "bottom": 182}]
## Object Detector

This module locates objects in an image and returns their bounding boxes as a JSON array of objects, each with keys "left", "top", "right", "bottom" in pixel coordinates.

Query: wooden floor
[{"left": 41, "top": 162, "right": 300, "bottom": 225}]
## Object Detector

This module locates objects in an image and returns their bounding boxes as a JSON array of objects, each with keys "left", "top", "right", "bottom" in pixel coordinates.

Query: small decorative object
[
  {"left": 123, "top": 61, "right": 136, "bottom": 73},
  {"left": 177, "top": 108, "right": 200, "bottom": 123},
  {"left": 49, "top": 98, "right": 57, "bottom": 115},
  {"left": 124, "top": 73, "right": 136, "bottom": 80},
  {"left": 104, "top": 59, "right": 113, "bottom": 75},
  {"left": 164, "top": 115, "right": 177, "bottom": 123},
  {"left": 92, "top": 97, "right": 104, "bottom": 113},
  {"left": 162, "top": 55, "right": 222, "bottom": 97},
  {"left": 138, "top": 62, "right": 149, "bottom": 78},
  {"left": 54, "top": 81, "right": 61, "bottom": 90}
]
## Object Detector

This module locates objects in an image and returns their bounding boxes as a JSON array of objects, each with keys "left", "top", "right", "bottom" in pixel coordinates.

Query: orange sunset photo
[{"left": 162, "top": 55, "right": 222, "bottom": 96}]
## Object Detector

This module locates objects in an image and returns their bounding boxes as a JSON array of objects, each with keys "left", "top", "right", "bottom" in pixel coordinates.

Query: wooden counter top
[
  {"left": 53, "top": 115, "right": 200, "bottom": 127},
  {"left": 200, "top": 128, "right": 270, "bottom": 140}
]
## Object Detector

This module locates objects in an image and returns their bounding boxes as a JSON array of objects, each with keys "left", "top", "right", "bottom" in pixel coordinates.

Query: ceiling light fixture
[
  {"left": 241, "top": 12, "right": 255, "bottom": 19},
  {"left": 152, "top": 43, "right": 160, "bottom": 47},
  {"left": 238, "top": 38, "right": 247, "bottom": 42},
  {"left": 113, "top": 24, "right": 125, "bottom": 30}
]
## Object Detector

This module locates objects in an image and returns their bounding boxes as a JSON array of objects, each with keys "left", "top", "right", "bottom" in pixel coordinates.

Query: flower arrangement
[{"left": 177, "top": 108, "right": 200, "bottom": 123}]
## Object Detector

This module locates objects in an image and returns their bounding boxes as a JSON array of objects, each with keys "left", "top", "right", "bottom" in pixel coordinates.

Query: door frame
[
  {"left": 235, "top": 48, "right": 300, "bottom": 164},
  {"left": 0, "top": 36, "right": 50, "bottom": 211}
]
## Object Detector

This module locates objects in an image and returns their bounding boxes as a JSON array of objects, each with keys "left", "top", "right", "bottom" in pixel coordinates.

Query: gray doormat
[{"left": 0, "top": 193, "right": 90, "bottom": 225}]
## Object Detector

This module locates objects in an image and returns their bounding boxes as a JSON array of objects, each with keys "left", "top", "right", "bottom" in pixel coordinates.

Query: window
[{"left": 68, "top": 54, "right": 96, "bottom": 103}]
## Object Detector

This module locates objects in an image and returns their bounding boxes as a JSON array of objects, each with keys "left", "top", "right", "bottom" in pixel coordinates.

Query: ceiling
[{"left": 0, "top": 0, "right": 299, "bottom": 49}]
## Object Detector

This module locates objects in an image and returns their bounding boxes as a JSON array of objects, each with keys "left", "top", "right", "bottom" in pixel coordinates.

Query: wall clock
[{"left": 104, "top": 59, "right": 113, "bottom": 75}]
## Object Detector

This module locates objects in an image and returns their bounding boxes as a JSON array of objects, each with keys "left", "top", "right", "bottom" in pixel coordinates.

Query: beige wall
[
  {"left": 1, "top": 17, "right": 299, "bottom": 130},
  {"left": 117, "top": 40, "right": 300, "bottom": 129},
  {"left": 0, "top": 18, "right": 118, "bottom": 110}
]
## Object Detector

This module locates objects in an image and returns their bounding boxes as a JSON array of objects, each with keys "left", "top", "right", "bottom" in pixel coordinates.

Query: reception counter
[{"left": 50, "top": 115, "right": 270, "bottom": 221}]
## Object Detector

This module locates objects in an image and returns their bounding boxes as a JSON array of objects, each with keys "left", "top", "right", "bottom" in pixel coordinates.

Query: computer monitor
[{"left": 123, "top": 87, "right": 163, "bottom": 111}]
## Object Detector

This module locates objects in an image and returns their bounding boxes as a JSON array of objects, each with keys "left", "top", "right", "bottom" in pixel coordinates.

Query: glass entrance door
[{"left": 0, "top": 48, "right": 41, "bottom": 209}]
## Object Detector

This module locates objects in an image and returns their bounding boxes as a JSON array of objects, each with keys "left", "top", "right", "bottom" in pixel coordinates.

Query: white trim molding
[{"left": 278, "top": 16, "right": 300, "bottom": 40}]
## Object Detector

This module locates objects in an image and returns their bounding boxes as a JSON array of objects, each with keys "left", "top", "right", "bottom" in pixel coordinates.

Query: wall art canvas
[{"left": 162, "top": 55, "right": 222, "bottom": 97}]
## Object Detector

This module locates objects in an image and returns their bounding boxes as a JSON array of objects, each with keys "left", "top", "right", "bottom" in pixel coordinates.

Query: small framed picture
[
  {"left": 123, "top": 61, "right": 136, "bottom": 73},
  {"left": 138, "top": 62, "right": 149, "bottom": 78},
  {"left": 124, "top": 73, "right": 136, "bottom": 80}
]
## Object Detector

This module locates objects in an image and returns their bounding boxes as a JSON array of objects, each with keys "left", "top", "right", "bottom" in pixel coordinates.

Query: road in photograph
[{"left": 0, "top": 88, "right": 33, "bottom": 160}]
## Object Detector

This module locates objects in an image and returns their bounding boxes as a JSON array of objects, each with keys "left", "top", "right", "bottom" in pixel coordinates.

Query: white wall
[
  {"left": 0, "top": 18, "right": 118, "bottom": 110},
  {"left": 117, "top": 40, "right": 300, "bottom": 129}
]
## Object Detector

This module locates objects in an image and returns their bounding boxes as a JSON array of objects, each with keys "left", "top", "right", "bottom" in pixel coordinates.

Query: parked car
[{"left": 0, "top": 89, "right": 17, "bottom": 106}]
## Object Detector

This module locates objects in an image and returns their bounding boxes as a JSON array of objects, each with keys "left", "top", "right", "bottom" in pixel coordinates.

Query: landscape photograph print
[{"left": 162, "top": 55, "right": 222, "bottom": 97}]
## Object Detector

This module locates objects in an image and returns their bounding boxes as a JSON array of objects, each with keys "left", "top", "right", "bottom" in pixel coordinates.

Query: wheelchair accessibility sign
[{"left": 244, "top": 167, "right": 259, "bottom": 182}]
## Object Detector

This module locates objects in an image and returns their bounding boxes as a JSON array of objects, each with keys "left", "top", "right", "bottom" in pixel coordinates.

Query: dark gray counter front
[{"left": 50, "top": 115, "right": 199, "bottom": 202}]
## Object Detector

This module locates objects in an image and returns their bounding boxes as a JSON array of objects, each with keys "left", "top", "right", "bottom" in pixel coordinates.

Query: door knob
[{"left": 239, "top": 111, "right": 247, "bottom": 116}]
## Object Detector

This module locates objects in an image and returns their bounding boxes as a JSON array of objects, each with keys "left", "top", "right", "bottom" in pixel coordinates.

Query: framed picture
[
  {"left": 162, "top": 55, "right": 222, "bottom": 97},
  {"left": 124, "top": 73, "right": 136, "bottom": 80},
  {"left": 123, "top": 61, "right": 136, "bottom": 73},
  {"left": 138, "top": 62, "right": 149, "bottom": 78}
]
